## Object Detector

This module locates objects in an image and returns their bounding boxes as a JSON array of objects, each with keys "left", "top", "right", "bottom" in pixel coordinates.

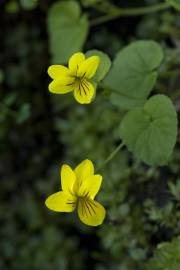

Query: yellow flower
[
  {"left": 45, "top": 159, "right": 106, "bottom": 226},
  {"left": 47, "top": 52, "right": 100, "bottom": 104}
]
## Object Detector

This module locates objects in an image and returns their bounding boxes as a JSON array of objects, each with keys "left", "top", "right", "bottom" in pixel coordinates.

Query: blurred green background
[{"left": 1, "top": 0, "right": 180, "bottom": 269}]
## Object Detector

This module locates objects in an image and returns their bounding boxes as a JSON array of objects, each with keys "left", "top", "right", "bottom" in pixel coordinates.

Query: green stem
[
  {"left": 90, "top": 2, "right": 170, "bottom": 26},
  {"left": 96, "top": 142, "right": 124, "bottom": 172}
]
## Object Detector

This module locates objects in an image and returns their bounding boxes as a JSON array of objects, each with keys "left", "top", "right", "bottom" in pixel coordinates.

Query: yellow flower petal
[
  {"left": 73, "top": 79, "right": 95, "bottom": 104},
  {"left": 45, "top": 191, "right": 76, "bottom": 212},
  {"left": 78, "top": 199, "right": 106, "bottom": 226},
  {"left": 61, "top": 164, "right": 76, "bottom": 195},
  {"left": 68, "top": 52, "right": 85, "bottom": 75},
  {"left": 78, "top": 174, "right": 102, "bottom": 199},
  {"left": 49, "top": 76, "right": 75, "bottom": 94},
  {"left": 48, "top": 65, "right": 70, "bottom": 79},
  {"left": 77, "top": 56, "right": 100, "bottom": 79},
  {"left": 73, "top": 159, "right": 94, "bottom": 194},
  {"left": 74, "top": 159, "right": 94, "bottom": 182}
]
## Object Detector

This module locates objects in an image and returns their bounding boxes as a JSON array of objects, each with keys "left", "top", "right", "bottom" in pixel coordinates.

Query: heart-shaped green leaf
[
  {"left": 47, "top": 1, "right": 89, "bottom": 64},
  {"left": 104, "top": 41, "right": 164, "bottom": 110},
  {"left": 86, "top": 50, "right": 111, "bottom": 82},
  {"left": 119, "top": 95, "right": 177, "bottom": 166}
]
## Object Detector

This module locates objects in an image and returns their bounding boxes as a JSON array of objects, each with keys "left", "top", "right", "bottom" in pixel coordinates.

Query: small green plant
[
  {"left": 2, "top": 0, "right": 180, "bottom": 269},
  {"left": 45, "top": 0, "right": 179, "bottom": 234}
]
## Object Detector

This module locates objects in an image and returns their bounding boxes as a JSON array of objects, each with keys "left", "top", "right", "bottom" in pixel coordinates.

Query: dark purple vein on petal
[
  {"left": 88, "top": 200, "right": 98, "bottom": 208},
  {"left": 87, "top": 200, "right": 97, "bottom": 215},
  {"left": 84, "top": 200, "right": 92, "bottom": 216},
  {"left": 80, "top": 80, "right": 87, "bottom": 96}
]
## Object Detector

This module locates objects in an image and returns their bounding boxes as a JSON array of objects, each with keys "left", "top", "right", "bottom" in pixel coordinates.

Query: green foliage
[
  {"left": 81, "top": 0, "right": 99, "bottom": 7},
  {"left": 20, "top": 0, "right": 38, "bottom": 10},
  {"left": 1, "top": 1, "right": 180, "bottom": 270},
  {"left": 47, "top": 0, "right": 89, "bottom": 63},
  {"left": 16, "top": 103, "right": 31, "bottom": 124},
  {"left": 104, "top": 40, "right": 164, "bottom": 110},
  {"left": 147, "top": 237, "right": 180, "bottom": 270},
  {"left": 144, "top": 199, "right": 179, "bottom": 230},
  {"left": 5, "top": 0, "right": 19, "bottom": 13},
  {"left": 119, "top": 95, "right": 177, "bottom": 166},
  {"left": 1, "top": 93, "right": 31, "bottom": 121},
  {"left": 86, "top": 50, "right": 111, "bottom": 82},
  {"left": 168, "top": 179, "right": 180, "bottom": 201},
  {"left": 166, "top": 0, "right": 180, "bottom": 10}
]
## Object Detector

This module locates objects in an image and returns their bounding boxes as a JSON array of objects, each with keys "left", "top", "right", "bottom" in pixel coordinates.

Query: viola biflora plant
[
  {"left": 45, "top": 159, "right": 106, "bottom": 226},
  {"left": 48, "top": 52, "right": 100, "bottom": 104},
  {"left": 46, "top": 41, "right": 178, "bottom": 226},
  {"left": 45, "top": 1, "right": 179, "bottom": 227}
]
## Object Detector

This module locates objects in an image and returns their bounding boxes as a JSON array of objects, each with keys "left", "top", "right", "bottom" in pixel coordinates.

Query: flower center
[{"left": 76, "top": 189, "right": 89, "bottom": 199}]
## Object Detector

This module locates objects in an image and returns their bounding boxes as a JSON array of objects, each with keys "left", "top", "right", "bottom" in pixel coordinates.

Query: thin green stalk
[
  {"left": 96, "top": 142, "right": 124, "bottom": 172},
  {"left": 91, "top": 2, "right": 170, "bottom": 26}
]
